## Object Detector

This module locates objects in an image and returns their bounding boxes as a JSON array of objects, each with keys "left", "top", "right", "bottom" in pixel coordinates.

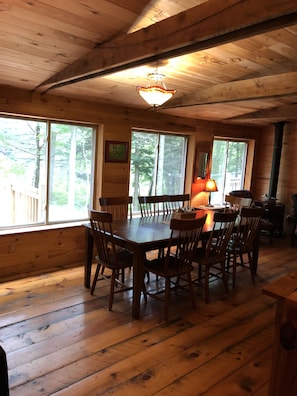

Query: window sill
[{"left": 0, "top": 221, "right": 86, "bottom": 236}]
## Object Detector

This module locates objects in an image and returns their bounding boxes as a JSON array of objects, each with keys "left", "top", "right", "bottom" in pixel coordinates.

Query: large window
[
  {"left": 129, "top": 130, "right": 188, "bottom": 211},
  {"left": 210, "top": 138, "right": 248, "bottom": 205},
  {"left": 0, "top": 116, "right": 95, "bottom": 228}
]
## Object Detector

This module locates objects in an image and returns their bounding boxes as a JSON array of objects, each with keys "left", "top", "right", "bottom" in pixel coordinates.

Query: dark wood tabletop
[{"left": 110, "top": 210, "right": 215, "bottom": 246}]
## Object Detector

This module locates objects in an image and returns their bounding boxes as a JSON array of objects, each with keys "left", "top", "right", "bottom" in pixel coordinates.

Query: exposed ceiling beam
[
  {"left": 161, "top": 71, "right": 297, "bottom": 108},
  {"left": 228, "top": 104, "right": 297, "bottom": 121},
  {"left": 36, "top": 0, "right": 297, "bottom": 92}
]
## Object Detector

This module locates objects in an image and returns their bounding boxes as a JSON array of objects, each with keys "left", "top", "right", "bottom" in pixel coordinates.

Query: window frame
[
  {"left": 210, "top": 137, "right": 250, "bottom": 205},
  {"left": 129, "top": 128, "right": 189, "bottom": 213},
  {"left": 0, "top": 115, "right": 96, "bottom": 230}
]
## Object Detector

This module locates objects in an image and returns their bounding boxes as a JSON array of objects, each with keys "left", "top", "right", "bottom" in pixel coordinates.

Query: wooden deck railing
[{"left": 1, "top": 183, "right": 42, "bottom": 225}]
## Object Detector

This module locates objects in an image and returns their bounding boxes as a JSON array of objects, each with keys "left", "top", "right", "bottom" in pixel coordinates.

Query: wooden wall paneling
[
  {"left": 92, "top": 125, "right": 104, "bottom": 210},
  {"left": 252, "top": 125, "right": 275, "bottom": 200},
  {"left": 279, "top": 123, "right": 297, "bottom": 200},
  {"left": 0, "top": 226, "right": 85, "bottom": 281},
  {"left": 101, "top": 122, "right": 131, "bottom": 198}
]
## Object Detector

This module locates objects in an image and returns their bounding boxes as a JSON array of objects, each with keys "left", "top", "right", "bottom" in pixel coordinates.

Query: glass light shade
[
  {"left": 137, "top": 72, "right": 176, "bottom": 107},
  {"left": 204, "top": 179, "right": 218, "bottom": 192},
  {"left": 137, "top": 85, "right": 176, "bottom": 107}
]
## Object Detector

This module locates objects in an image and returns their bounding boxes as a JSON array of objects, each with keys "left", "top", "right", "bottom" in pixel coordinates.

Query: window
[
  {"left": 129, "top": 130, "right": 188, "bottom": 212},
  {"left": 0, "top": 116, "right": 95, "bottom": 228},
  {"left": 210, "top": 138, "right": 248, "bottom": 205}
]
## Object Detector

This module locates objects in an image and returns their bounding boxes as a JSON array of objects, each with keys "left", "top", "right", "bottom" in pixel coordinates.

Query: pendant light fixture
[{"left": 137, "top": 68, "right": 176, "bottom": 108}]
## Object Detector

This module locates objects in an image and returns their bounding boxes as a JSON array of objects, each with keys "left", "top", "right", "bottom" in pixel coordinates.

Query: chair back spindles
[
  {"left": 99, "top": 196, "right": 133, "bottom": 220},
  {"left": 138, "top": 195, "right": 167, "bottom": 217},
  {"left": 205, "top": 211, "right": 238, "bottom": 262},
  {"left": 194, "top": 211, "right": 238, "bottom": 303},
  {"left": 224, "top": 194, "right": 252, "bottom": 213},
  {"left": 138, "top": 194, "right": 191, "bottom": 217},
  {"left": 166, "top": 193, "right": 191, "bottom": 214}
]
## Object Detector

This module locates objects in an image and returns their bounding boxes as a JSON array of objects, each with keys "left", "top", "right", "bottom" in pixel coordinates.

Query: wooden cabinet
[{"left": 263, "top": 272, "right": 297, "bottom": 396}]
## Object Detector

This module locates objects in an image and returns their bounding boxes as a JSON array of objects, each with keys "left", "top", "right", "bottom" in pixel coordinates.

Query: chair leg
[
  {"left": 164, "top": 277, "right": 170, "bottom": 321},
  {"left": 91, "top": 263, "right": 101, "bottom": 295},
  {"left": 232, "top": 254, "right": 237, "bottom": 289},
  {"left": 248, "top": 251, "right": 255, "bottom": 283},
  {"left": 121, "top": 269, "right": 125, "bottom": 284},
  {"left": 186, "top": 272, "right": 196, "bottom": 309},
  {"left": 142, "top": 280, "right": 147, "bottom": 304},
  {"left": 204, "top": 266, "right": 210, "bottom": 304},
  {"left": 221, "top": 261, "right": 228, "bottom": 294},
  {"left": 109, "top": 271, "right": 116, "bottom": 311},
  {"left": 198, "top": 263, "right": 202, "bottom": 281}
]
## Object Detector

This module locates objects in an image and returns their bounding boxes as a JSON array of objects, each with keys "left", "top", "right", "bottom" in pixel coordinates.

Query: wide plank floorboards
[{"left": 1, "top": 237, "right": 296, "bottom": 395}]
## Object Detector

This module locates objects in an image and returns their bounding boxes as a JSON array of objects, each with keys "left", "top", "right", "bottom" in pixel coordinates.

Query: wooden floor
[{"left": 1, "top": 236, "right": 297, "bottom": 396}]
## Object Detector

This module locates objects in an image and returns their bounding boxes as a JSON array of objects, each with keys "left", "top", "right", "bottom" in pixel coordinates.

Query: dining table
[{"left": 84, "top": 209, "right": 261, "bottom": 319}]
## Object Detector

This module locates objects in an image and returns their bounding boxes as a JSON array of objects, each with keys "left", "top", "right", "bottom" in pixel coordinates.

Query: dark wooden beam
[{"left": 36, "top": 0, "right": 297, "bottom": 92}]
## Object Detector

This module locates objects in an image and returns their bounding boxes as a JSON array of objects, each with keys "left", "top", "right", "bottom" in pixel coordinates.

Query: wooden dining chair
[
  {"left": 99, "top": 196, "right": 133, "bottom": 220},
  {"left": 138, "top": 195, "right": 168, "bottom": 278},
  {"left": 144, "top": 214, "right": 207, "bottom": 321},
  {"left": 89, "top": 210, "right": 138, "bottom": 311},
  {"left": 99, "top": 196, "right": 133, "bottom": 281},
  {"left": 226, "top": 206, "right": 264, "bottom": 288},
  {"left": 138, "top": 195, "right": 167, "bottom": 217},
  {"left": 165, "top": 193, "right": 191, "bottom": 214},
  {"left": 194, "top": 211, "right": 238, "bottom": 303},
  {"left": 224, "top": 194, "right": 252, "bottom": 212}
]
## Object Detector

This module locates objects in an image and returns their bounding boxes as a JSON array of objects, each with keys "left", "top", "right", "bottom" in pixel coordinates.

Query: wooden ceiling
[{"left": 1, "top": 0, "right": 297, "bottom": 126}]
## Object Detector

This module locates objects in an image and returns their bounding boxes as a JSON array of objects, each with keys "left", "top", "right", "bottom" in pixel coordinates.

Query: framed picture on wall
[{"left": 105, "top": 140, "right": 129, "bottom": 163}]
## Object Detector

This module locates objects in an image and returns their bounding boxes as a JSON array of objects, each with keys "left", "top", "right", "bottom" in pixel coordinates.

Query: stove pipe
[{"left": 268, "top": 121, "right": 285, "bottom": 199}]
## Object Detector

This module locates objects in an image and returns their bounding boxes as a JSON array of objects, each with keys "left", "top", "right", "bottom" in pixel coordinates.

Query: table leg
[
  {"left": 84, "top": 226, "right": 93, "bottom": 288},
  {"left": 252, "top": 226, "right": 261, "bottom": 274},
  {"left": 132, "top": 248, "right": 145, "bottom": 319}
]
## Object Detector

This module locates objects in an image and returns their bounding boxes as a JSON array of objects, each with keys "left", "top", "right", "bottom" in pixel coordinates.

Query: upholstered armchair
[{"left": 287, "top": 194, "right": 297, "bottom": 247}]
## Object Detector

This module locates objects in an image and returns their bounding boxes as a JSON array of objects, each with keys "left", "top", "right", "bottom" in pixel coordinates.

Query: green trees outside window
[
  {"left": 0, "top": 117, "right": 94, "bottom": 227},
  {"left": 129, "top": 130, "right": 188, "bottom": 212},
  {"left": 210, "top": 139, "right": 247, "bottom": 205}
]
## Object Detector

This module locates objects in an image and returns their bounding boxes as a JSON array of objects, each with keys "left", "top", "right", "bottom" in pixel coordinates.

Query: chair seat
[
  {"left": 145, "top": 256, "right": 194, "bottom": 277},
  {"left": 95, "top": 248, "right": 133, "bottom": 271}
]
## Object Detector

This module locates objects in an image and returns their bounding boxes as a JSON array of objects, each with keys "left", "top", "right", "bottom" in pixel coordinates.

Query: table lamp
[{"left": 204, "top": 179, "right": 218, "bottom": 207}]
